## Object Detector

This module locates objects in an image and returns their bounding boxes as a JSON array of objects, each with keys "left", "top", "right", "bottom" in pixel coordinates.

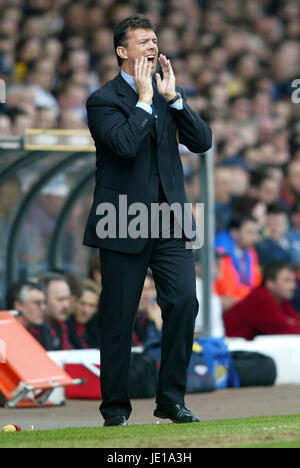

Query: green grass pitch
[{"left": 0, "top": 415, "right": 300, "bottom": 448}]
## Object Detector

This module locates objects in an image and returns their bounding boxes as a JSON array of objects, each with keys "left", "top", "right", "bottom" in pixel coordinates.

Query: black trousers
[{"left": 98, "top": 184, "right": 198, "bottom": 420}]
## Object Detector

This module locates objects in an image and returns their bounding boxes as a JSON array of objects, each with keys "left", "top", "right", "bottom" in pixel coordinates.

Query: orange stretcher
[{"left": 0, "top": 311, "right": 83, "bottom": 408}]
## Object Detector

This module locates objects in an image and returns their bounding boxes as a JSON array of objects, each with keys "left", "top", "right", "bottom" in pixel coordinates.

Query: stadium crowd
[{"left": 1, "top": 0, "right": 300, "bottom": 346}]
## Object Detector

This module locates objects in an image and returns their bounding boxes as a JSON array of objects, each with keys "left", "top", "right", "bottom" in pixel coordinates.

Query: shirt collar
[
  {"left": 121, "top": 69, "right": 136, "bottom": 92},
  {"left": 120, "top": 68, "right": 153, "bottom": 94}
]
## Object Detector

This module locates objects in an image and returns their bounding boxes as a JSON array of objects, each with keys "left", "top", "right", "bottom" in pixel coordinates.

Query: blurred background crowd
[{"left": 1, "top": 0, "right": 300, "bottom": 347}]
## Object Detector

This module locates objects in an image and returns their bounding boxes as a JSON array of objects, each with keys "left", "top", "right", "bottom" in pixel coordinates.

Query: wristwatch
[{"left": 167, "top": 92, "right": 181, "bottom": 105}]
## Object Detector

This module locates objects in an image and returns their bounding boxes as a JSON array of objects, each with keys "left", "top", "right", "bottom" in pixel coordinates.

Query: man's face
[
  {"left": 267, "top": 269, "right": 296, "bottom": 301},
  {"left": 267, "top": 213, "right": 288, "bottom": 241},
  {"left": 257, "top": 179, "right": 280, "bottom": 205},
  {"left": 46, "top": 280, "right": 71, "bottom": 322},
  {"left": 232, "top": 221, "right": 259, "bottom": 249},
  {"left": 215, "top": 169, "right": 232, "bottom": 204},
  {"left": 16, "top": 289, "right": 47, "bottom": 327},
  {"left": 119, "top": 28, "right": 158, "bottom": 76},
  {"left": 75, "top": 290, "right": 98, "bottom": 324}
]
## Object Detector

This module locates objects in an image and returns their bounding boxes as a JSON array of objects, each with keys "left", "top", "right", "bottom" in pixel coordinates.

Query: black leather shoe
[
  {"left": 103, "top": 416, "right": 128, "bottom": 426},
  {"left": 154, "top": 404, "right": 200, "bottom": 424}
]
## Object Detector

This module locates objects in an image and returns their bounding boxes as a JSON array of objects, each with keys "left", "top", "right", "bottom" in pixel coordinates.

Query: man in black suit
[{"left": 84, "top": 14, "right": 212, "bottom": 426}]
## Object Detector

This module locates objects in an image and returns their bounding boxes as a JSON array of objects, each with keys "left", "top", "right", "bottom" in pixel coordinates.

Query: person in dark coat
[{"left": 83, "top": 15, "right": 212, "bottom": 426}]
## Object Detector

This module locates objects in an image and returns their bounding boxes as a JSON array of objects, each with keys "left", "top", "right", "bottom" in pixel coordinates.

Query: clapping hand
[
  {"left": 156, "top": 54, "right": 177, "bottom": 102},
  {"left": 134, "top": 57, "right": 153, "bottom": 106}
]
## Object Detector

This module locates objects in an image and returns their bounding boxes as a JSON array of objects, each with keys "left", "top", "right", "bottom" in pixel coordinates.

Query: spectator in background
[
  {"left": 215, "top": 166, "right": 234, "bottom": 233},
  {"left": 52, "top": 270, "right": 83, "bottom": 312},
  {"left": 256, "top": 203, "right": 300, "bottom": 267},
  {"left": 184, "top": 170, "right": 200, "bottom": 204},
  {"left": 68, "top": 279, "right": 100, "bottom": 349},
  {"left": 259, "top": 165, "right": 284, "bottom": 189},
  {"left": 58, "top": 108, "right": 87, "bottom": 129},
  {"left": 250, "top": 170, "right": 281, "bottom": 207},
  {"left": 5, "top": 84, "right": 37, "bottom": 119},
  {"left": 38, "top": 272, "right": 83, "bottom": 350},
  {"left": 215, "top": 215, "right": 262, "bottom": 310},
  {"left": 232, "top": 195, "right": 267, "bottom": 232},
  {"left": 6, "top": 107, "right": 34, "bottom": 136},
  {"left": 56, "top": 82, "right": 87, "bottom": 121},
  {"left": 224, "top": 164, "right": 250, "bottom": 198},
  {"left": 6, "top": 281, "right": 52, "bottom": 350},
  {"left": 224, "top": 262, "right": 300, "bottom": 340},
  {"left": 36, "top": 107, "right": 58, "bottom": 129},
  {"left": 25, "top": 58, "right": 59, "bottom": 115}
]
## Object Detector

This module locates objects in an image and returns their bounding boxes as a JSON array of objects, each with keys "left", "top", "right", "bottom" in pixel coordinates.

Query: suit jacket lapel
[
  {"left": 115, "top": 72, "right": 138, "bottom": 110},
  {"left": 114, "top": 73, "right": 168, "bottom": 144}
]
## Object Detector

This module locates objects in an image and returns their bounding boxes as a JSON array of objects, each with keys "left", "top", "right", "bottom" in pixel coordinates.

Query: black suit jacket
[{"left": 83, "top": 72, "right": 212, "bottom": 253}]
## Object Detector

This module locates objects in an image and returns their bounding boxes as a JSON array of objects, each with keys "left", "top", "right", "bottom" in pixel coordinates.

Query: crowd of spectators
[
  {"left": 0, "top": 0, "right": 300, "bottom": 343},
  {"left": 6, "top": 260, "right": 103, "bottom": 350},
  {"left": 5, "top": 255, "right": 169, "bottom": 351}
]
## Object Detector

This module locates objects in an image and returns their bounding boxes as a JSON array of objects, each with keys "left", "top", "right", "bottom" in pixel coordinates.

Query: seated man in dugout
[
  {"left": 38, "top": 272, "right": 84, "bottom": 350},
  {"left": 6, "top": 281, "right": 53, "bottom": 350},
  {"left": 68, "top": 279, "right": 100, "bottom": 349},
  {"left": 223, "top": 261, "right": 300, "bottom": 340}
]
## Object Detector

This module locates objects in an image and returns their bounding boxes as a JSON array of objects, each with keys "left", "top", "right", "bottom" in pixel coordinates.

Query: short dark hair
[
  {"left": 228, "top": 214, "right": 257, "bottom": 231},
  {"left": 113, "top": 14, "right": 155, "bottom": 67},
  {"left": 6, "top": 107, "right": 28, "bottom": 125},
  {"left": 262, "top": 261, "right": 294, "bottom": 286},
  {"left": 38, "top": 272, "right": 68, "bottom": 296},
  {"left": 232, "top": 195, "right": 261, "bottom": 218},
  {"left": 51, "top": 269, "right": 83, "bottom": 299},
  {"left": 267, "top": 203, "right": 287, "bottom": 216},
  {"left": 250, "top": 170, "right": 273, "bottom": 188}
]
